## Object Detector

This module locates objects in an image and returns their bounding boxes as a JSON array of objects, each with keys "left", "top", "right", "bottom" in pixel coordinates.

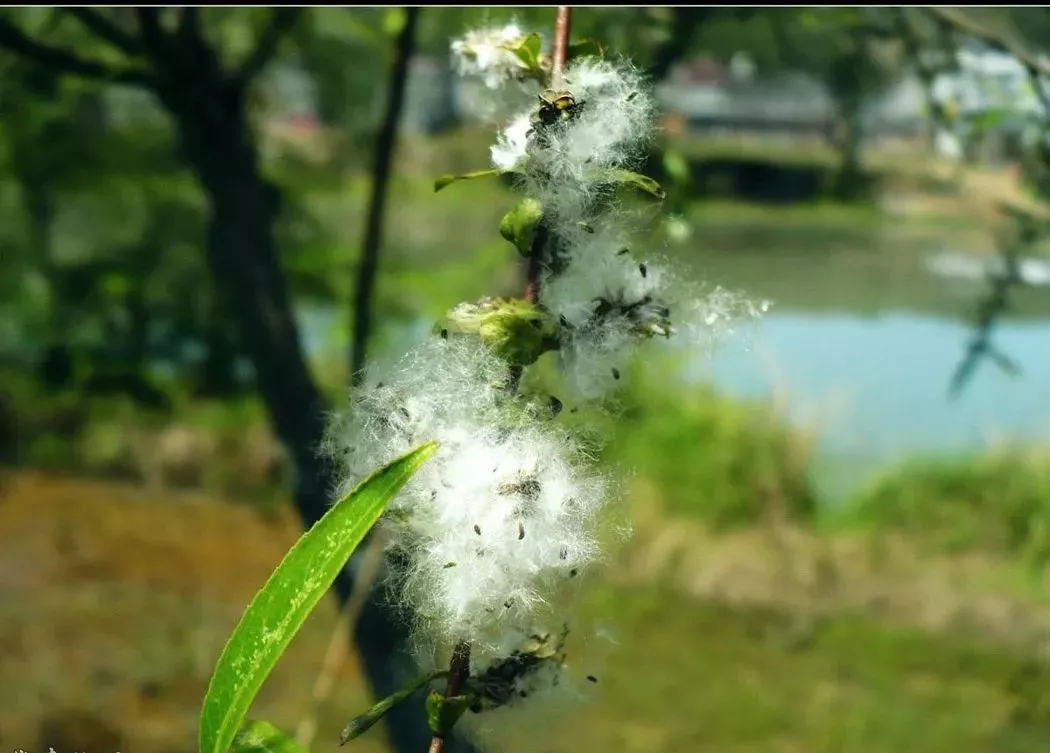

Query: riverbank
[
  {"left": 6, "top": 357, "right": 1050, "bottom": 566},
  {"left": 2, "top": 465, "right": 1048, "bottom": 752}
]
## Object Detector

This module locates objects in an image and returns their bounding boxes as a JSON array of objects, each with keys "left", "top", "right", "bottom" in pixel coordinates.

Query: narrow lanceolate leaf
[
  {"left": 340, "top": 670, "right": 447, "bottom": 744},
  {"left": 200, "top": 442, "right": 438, "bottom": 753},
  {"left": 566, "top": 38, "right": 604, "bottom": 62},
  {"left": 503, "top": 32, "right": 543, "bottom": 72},
  {"left": 599, "top": 169, "right": 667, "bottom": 200},
  {"left": 232, "top": 720, "right": 309, "bottom": 753},
  {"left": 434, "top": 169, "right": 501, "bottom": 193}
]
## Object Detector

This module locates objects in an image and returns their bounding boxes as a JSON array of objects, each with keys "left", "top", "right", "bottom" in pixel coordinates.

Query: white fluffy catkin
[
  {"left": 324, "top": 38, "right": 769, "bottom": 732},
  {"left": 487, "top": 56, "right": 766, "bottom": 402},
  {"left": 450, "top": 24, "right": 531, "bottom": 91},
  {"left": 324, "top": 337, "right": 616, "bottom": 660}
]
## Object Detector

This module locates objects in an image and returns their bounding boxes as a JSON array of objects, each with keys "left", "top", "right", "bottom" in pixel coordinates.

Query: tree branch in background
[
  {"left": 175, "top": 7, "right": 203, "bottom": 50},
  {"left": 949, "top": 210, "right": 1029, "bottom": 397},
  {"left": 927, "top": 7, "right": 1050, "bottom": 78},
  {"left": 64, "top": 8, "right": 142, "bottom": 57},
  {"left": 133, "top": 7, "right": 169, "bottom": 64},
  {"left": 350, "top": 8, "right": 420, "bottom": 386},
  {"left": 236, "top": 8, "right": 302, "bottom": 87},
  {"left": 649, "top": 7, "right": 707, "bottom": 81},
  {"left": 0, "top": 16, "right": 151, "bottom": 86},
  {"left": 916, "top": 8, "right": 1048, "bottom": 396},
  {"left": 930, "top": 8, "right": 1050, "bottom": 112}
]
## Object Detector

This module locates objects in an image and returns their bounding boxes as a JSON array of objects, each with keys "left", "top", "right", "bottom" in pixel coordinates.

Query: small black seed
[
  {"left": 549, "top": 396, "right": 563, "bottom": 417},
  {"left": 439, "top": 328, "right": 448, "bottom": 339},
  {"left": 474, "top": 524, "right": 482, "bottom": 536},
  {"left": 444, "top": 561, "right": 457, "bottom": 569},
  {"left": 570, "top": 407, "right": 579, "bottom": 414},
  {"left": 616, "top": 247, "right": 630, "bottom": 256},
  {"left": 518, "top": 522, "right": 526, "bottom": 540},
  {"left": 569, "top": 568, "right": 578, "bottom": 578},
  {"left": 519, "top": 689, "right": 529, "bottom": 698},
  {"left": 504, "top": 599, "right": 514, "bottom": 609},
  {"left": 639, "top": 262, "right": 648, "bottom": 278},
  {"left": 586, "top": 675, "right": 598, "bottom": 683},
  {"left": 559, "top": 546, "right": 568, "bottom": 560},
  {"left": 611, "top": 367, "right": 621, "bottom": 380}
]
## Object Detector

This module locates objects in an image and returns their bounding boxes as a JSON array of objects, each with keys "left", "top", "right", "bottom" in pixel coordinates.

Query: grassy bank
[
  {"left": 7, "top": 353, "right": 1050, "bottom": 572},
  {"left": 3, "top": 470, "right": 1049, "bottom": 753}
]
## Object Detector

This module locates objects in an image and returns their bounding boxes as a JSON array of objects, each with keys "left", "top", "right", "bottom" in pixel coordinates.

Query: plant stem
[
  {"left": 429, "top": 11, "right": 577, "bottom": 750},
  {"left": 526, "top": 6, "right": 572, "bottom": 309},
  {"left": 427, "top": 641, "right": 471, "bottom": 753},
  {"left": 550, "top": 6, "right": 573, "bottom": 91}
]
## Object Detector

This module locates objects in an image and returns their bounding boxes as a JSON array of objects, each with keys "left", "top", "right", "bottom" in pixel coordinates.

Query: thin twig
[
  {"left": 430, "top": 10, "right": 578, "bottom": 750},
  {"left": 351, "top": 7, "right": 421, "bottom": 386},
  {"left": 526, "top": 6, "right": 572, "bottom": 307},
  {"left": 549, "top": 6, "right": 573, "bottom": 91},
  {"left": 64, "top": 8, "right": 143, "bottom": 56},
  {"left": 927, "top": 7, "right": 1050, "bottom": 80},
  {"left": 235, "top": 8, "right": 303, "bottom": 87},
  {"left": 432, "top": 12, "right": 578, "bottom": 750},
  {"left": 0, "top": 16, "right": 151, "bottom": 86},
  {"left": 295, "top": 537, "right": 386, "bottom": 750},
  {"left": 427, "top": 641, "right": 472, "bottom": 753}
]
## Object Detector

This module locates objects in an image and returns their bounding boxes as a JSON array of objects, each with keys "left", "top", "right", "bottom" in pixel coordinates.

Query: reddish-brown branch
[
  {"left": 526, "top": 6, "right": 572, "bottom": 306},
  {"left": 430, "top": 10, "right": 575, "bottom": 751},
  {"left": 427, "top": 641, "right": 471, "bottom": 753},
  {"left": 550, "top": 6, "right": 573, "bottom": 91}
]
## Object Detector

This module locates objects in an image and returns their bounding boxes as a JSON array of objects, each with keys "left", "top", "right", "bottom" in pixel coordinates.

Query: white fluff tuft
[
  {"left": 324, "top": 337, "right": 614, "bottom": 658},
  {"left": 450, "top": 24, "right": 531, "bottom": 91},
  {"left": 490, "top": 113, "right": 533, "bottom": 172}
]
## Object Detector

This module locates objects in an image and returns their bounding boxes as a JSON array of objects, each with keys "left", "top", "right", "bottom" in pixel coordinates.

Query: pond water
[
  {"left": 690, "top": 310, "right": 1050, "bottom": 501},
  {"left": 301, "top": 209, "right": 1050, "bottom": 502},
  {"left": 679, "top": 232, "right": 1050, "bottom": 501}
]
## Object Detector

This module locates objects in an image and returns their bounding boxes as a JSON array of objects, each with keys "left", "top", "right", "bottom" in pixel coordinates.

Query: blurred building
[{"left": 656, "top": 57, "right": 928, "bottom": 145}]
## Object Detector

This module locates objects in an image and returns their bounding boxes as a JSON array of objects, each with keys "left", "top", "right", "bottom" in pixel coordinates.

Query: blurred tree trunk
[
  {"left": 0, "top": 9, "right": 462, "bottom": 751},
  {"left": 144, "top": 11, "right": 443, "bottom": 752}
]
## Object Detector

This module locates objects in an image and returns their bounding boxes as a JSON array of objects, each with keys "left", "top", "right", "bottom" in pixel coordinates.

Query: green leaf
[
  {"left": 600, "top": 169, "right": 667, "bottom": 200},
  {"left": 504, "top": 32, "right": 544, "bottom": 71},
  {"left": 340, "top": 670, "right": 448, "bottom": 744},
  {"left": 425, "top": 690, "right": 474, "bottom": 736},
  {"left": 661, "top": 149, "right": 691, "bottom": 186},
  {"left": 438, "top": 297, "right": 560, "bottom": 367},
  {"left": 232, "top": 721, "right": 308, "bottom": 753},
  {"left": 434, "top": 169, "right": 501, "bottom": 193},
  {"left": 966, "top": 107, "right": 1010, "bottom": 136},
  {"left": 566, "top": 38, "right": 604, "bottom": 62},
  {"left": 382, "top": 8, "right": 406, "bottom": 37},
  {"left": 499, "top": 198, "right": 545, "bottom": 257},
  {"left": 199, "top": 442, "right": 438, "bottom": 753}
]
